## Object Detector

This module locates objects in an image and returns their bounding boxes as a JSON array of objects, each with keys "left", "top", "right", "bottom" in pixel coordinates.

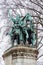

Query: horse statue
[{"left": 8, "top": 10, "right": 36, "bottom": 47}]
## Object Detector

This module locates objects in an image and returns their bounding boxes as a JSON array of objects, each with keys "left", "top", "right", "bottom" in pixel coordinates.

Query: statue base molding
[{"left": 3, "top": 46, "right": 38, "bottom": 65}]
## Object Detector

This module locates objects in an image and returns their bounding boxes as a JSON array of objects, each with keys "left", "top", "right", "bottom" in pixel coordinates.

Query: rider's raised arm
[{"left": 8, "top": 9, "right": 16, "bottom": 23}]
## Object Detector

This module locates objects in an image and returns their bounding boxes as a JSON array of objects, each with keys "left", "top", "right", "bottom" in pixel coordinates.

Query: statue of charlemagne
[{"left": 8, "top": 10, "right": 36, "bottom": 47}]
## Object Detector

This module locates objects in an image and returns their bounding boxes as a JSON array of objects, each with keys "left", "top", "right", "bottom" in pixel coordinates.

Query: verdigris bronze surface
[{"left": 8, "top": 10, "right": 36, "bottom": 47}]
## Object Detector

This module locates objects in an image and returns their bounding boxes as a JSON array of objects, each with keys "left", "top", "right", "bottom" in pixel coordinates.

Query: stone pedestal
[{"left": 3, "top": 46, "right": 38, "bottom": 65}]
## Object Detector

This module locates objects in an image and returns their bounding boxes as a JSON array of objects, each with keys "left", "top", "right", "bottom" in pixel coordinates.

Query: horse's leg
[
  {"left": 16, "top": 34, "right": 20, "bottom": 44},
  {"left": 11, "top": 33, "right": 16, "bottom": 47},
  {"left": 22, "top": 32, "right": 26, "bottom": 44},
  {"left": 11, "top": 37, "right": 14, "bottom": 47},
  {"left": 27, "top": 29, "right": 32, "bottom": 45}
]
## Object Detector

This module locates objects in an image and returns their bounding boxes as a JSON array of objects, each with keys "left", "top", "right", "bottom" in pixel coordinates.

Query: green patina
[{"left": 8, "top": 10, "right": 36, "bottom": 47}]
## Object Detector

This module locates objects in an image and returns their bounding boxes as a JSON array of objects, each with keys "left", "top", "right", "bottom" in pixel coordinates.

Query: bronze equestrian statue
[{"left": 8, "top": 10, "right": 36, "bottom": 47}]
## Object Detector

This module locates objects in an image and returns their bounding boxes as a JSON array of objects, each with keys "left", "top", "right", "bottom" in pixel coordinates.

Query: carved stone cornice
[{"left": 3, "top": 46, "right": 38, "bottom": 60}]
